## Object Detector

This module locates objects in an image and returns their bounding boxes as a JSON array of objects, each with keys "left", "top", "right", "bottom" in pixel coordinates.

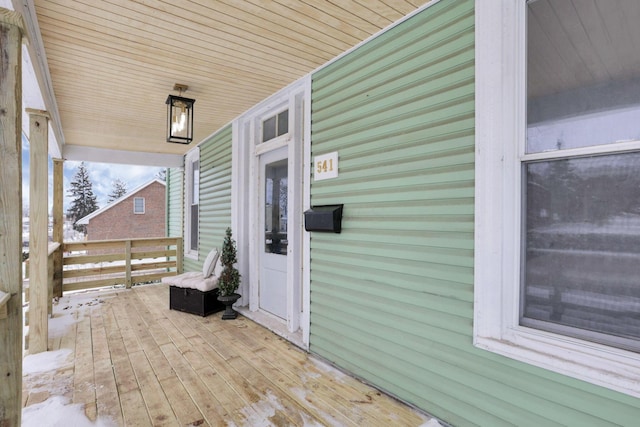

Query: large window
[
  {"left": 475, "top": 0, "right": 640, "bottom": 397},
  {"left": 185, "top": 149, "right": 199, "bottom": 257}
]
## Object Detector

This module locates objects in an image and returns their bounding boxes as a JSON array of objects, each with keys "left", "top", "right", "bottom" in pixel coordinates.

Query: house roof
[{"left": 76, "top": 178, "right": 166, "bottom": 225}]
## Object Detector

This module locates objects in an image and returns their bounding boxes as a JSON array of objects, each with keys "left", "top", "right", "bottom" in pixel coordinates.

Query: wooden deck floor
[{"left": 22, "top": 283, "right": 432, "bottom": 426}]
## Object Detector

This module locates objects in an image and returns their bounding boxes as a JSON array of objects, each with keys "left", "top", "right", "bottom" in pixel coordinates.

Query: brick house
[{"left": 77, "top": 179, "right": 166, "bottom": 241}]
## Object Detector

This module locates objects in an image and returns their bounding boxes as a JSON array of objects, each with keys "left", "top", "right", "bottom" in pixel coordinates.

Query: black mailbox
[{"left": 304, "top": 204, "right": 343, "bottom": 233}]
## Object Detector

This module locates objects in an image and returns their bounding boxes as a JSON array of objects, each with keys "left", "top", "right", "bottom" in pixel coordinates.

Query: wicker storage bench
[
  {"left": 168, "top": 285, "right": 224, "bottom": 317},
  {"left": 162, "top": 248, "right": 225, "bottom": 317}
]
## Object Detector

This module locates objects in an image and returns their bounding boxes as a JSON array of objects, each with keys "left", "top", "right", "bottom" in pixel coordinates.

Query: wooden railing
[
  {"left": 23, "top": 242, "right": 60, "bottom": 350},
  {"left": 62, "top": 237, "right": 183, "bottom": 292},
  {"left": 23, "top": 242, "right": 59, "bottom": 305}
]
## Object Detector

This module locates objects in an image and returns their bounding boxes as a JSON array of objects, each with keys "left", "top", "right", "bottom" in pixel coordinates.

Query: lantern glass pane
[{"left": 166, "top": 95, "right": 194, "bottom": 144}]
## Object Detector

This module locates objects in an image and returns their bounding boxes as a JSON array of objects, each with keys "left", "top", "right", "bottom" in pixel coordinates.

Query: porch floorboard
[{"left": 23, "top": 283, "right": 431, "bottom": 426}]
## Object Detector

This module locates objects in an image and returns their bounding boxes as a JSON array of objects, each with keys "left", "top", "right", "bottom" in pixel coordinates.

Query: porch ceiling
[{"left": 12, "top": 0, "right": 430, "bottom": 166}]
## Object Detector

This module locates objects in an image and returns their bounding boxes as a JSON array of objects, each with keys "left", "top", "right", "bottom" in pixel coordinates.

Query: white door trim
[{"left": 232, "top": 76, "right": 311, "bottom": 348}]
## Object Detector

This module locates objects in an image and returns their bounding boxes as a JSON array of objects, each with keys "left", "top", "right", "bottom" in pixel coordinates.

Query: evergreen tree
[
  {"left": 67, "top": 162, "right": 99, "bottom": 232},
  {"left": 108, "top": 179, "right": 128, "bottom": 202},
  {"left": 156, "top": 168, "right": 167, "bottom": 181},
  {"left": 218, "top": 227, "right": 241, "bottom": 297}
]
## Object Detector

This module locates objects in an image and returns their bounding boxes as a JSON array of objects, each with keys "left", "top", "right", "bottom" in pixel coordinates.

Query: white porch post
[
  {"left": 0, "top": 8, "right": 25, "bottom": 426},
  {"left": 27, "top": 108, "right": 50, "bottom": 354}
]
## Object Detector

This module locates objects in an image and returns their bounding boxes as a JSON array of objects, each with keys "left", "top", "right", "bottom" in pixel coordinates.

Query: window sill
[
  {"left": 474, "top": 326, "right": 640, "bottom": 398},
  {"left": 184, "top": 252, "right": 198, "bottom": 261}
]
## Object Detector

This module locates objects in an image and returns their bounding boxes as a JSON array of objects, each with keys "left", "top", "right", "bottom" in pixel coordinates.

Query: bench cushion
[{"left": 161, "top": 271, "right": 219, "bottom": 292}]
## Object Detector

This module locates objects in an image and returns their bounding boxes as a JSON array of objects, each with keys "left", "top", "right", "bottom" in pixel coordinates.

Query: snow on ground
[
  {"left": 239, "top": 390, "right": 298, "bottom": 427},
  {"left": 23, "top": 348, "right": 73, "bottom": 375},
  {"left": 297, "top": 356, "right": 437, "bottom": 427},
  {"left": 23, "top": 290, "right": 115, "bottom": 355},
  {"left": 307, "top": 356, "right": 348, "bottom": 382},
  {"left": 51, "top": 291, "right": 113, "bottom": 328},
  {"left": 421, "top": 419, "right": 445, "bottom": 427},
  {"left": 22, "top": 396, "right": 116, "bottom": 427},
  {"left": 22, "top": 290, "right": 117, "bottom": 427}
]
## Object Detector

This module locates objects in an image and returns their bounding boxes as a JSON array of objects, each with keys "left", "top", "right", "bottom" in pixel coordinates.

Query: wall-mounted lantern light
[{"left": 166, "top": 83, "right": 195, "bottom": 144}]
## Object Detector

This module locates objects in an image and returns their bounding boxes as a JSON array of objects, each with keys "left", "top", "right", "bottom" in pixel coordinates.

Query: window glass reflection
[
  {"left": 277, "top": 110, "right": 288, "bottom": 137},
  {"left": 522, "top": 153, "right": 640, "bottom": 349},
  {"left": 265, "top": 159, "right": 288, "bottom": 255},
  {"left": 262, "top": 116, "right": 276, "bottom": 142}
]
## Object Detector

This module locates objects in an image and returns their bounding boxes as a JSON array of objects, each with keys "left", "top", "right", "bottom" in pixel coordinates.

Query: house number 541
[
  {"left": 316, "top": 159, "right": 334, "bottom": 174},
  {"left": 314, "top": 152, "right": 339, "bottom": 181}
]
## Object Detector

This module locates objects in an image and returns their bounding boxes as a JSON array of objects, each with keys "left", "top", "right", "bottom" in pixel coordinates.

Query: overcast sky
[{"left": 21, "top": 135, "right": 165, "bottom": 214}]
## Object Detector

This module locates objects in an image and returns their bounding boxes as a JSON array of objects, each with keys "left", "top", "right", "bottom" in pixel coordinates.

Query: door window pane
[
  {"left": 522, "top": 153, "right": 640, "bottom": 351},
  {"left": 262, "top": 116, "right": 276, "bottom": 142},
  {"left": 264, "top": 159, "right": 288, "bottom": 255},
  {"left": 277, "top": 110, "right": 288, "bottom": 137},
  {"left": 261, "top": 109, "right": 289, "bottom": 143}
]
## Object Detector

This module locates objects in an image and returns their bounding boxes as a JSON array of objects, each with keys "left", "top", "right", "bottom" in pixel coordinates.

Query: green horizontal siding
[
  {"left": 166, "top": 167, "right": 183, "bottom": 239},
  {"left": 309, "top": 0, "right": 640, "bottom": 426},
  {"left": 196, "top": 125, "right": 233, "bottom": 268},
  {"left": 166, "top": 167, "right": 183, "bottom": 272}
]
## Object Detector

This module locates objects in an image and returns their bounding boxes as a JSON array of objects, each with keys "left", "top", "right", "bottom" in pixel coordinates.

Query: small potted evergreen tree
[{"left": 217, "top": 227, "right": 241, "bottom": 319}]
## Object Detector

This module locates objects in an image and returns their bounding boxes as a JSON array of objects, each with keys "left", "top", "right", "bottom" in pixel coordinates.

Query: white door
[{"left": 259, "top": 147, "right": 288, "bottom": 319}]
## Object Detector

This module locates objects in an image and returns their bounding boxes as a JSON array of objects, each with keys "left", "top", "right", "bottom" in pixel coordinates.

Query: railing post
[
  {"left": 125, "top": 240, "right": 132, "bottom": 288},
  {"left": 47, "top": 248, "right": 54, "bottom": 316},
  {"left": 0, "top": 8, "right": 26, "bottom": 426},
  {"left": 176, "top": 237, "right": 183, "bottom": 274},
  {"left": 52, "top": 159, "right": 64, "bottom": 297},
  {"left": 27, "top": 108, "right": 51, "bottom": 354}
]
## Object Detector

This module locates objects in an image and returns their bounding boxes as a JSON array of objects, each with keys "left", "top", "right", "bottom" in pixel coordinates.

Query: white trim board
[
  {"left": 232, "top": 76, "right": 311, "bottom": 350},
  {"left": 63, "top": 145, "right": 183, "bottom": 168}
]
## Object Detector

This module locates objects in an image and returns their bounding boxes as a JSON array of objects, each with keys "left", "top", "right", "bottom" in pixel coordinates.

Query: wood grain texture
[
  {"left": 22, "top": 0, "right": 431, "bottom": 158},
  {"left": 28, "top": 111, "right": 50, "bottom": 354},
  {"left": 0, "top": 11, "right": 24, "bottom": 427},
  {"left": 52, "top": 160, "right": 64, "bottom": 298},
  {"left": 22, "top": 284, "right": 431, "bottom": 426}
]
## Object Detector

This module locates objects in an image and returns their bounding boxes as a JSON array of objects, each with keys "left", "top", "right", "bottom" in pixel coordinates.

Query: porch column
[
  {"left": 0, "top": 8, "right": 25, "bottom": 427},
  {"left": 27, "top": 108, "right": 50, "bottom": 354},
  {"left": 53, "top": 159, "right": 63, "bottom": 297}
]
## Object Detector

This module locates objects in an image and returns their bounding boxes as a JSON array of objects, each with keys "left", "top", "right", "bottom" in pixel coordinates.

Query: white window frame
[
  {"left": 260, "top": 107, "right": 290, "bottom": 143},
  {"left": 133, "top": 197, "right": 145, "bottom": 214},
  {"left": 184, "top": 147, "right": 199, "bottom": 259},
  {"left": 474, "top": 0, "right": 640, "bottom": 398}
]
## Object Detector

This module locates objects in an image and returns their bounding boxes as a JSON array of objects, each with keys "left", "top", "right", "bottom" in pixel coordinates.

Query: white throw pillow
[
  {"left": 202, "top": 248, "right": 219, "bottom": 278},
  {"left": 213, "top": 256, "right": 224, "bottom": 278}
]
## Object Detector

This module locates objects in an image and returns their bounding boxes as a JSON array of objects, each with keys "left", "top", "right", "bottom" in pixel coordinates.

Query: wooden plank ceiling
[{"left": 27, "top": 0, "right": 430, "bottom": 162}]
